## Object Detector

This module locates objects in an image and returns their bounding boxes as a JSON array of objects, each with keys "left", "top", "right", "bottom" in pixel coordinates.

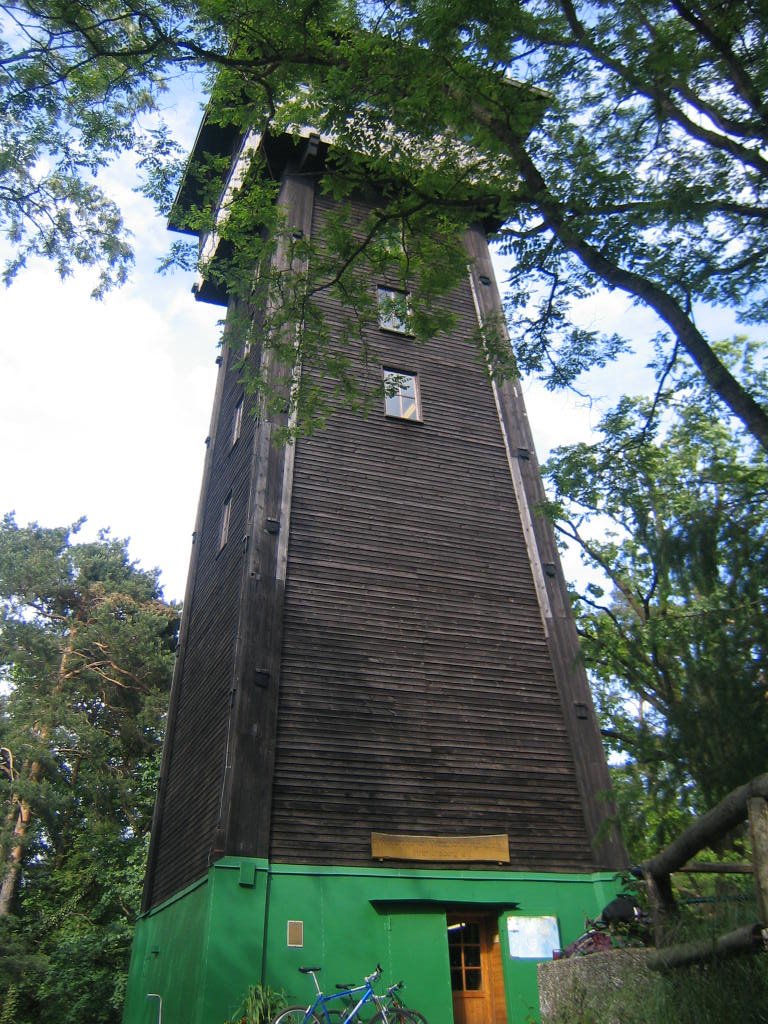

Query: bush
[{"left": 228, "top": 984, "right": 287, "bottom": 1024}]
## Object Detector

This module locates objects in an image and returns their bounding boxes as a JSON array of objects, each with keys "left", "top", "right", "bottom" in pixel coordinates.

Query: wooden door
[{"left": 448, "top": 915, "right": 506, "bottom": 1024}]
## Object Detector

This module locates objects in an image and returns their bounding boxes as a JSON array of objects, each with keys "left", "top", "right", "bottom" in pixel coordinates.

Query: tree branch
[{"left": 470, "top": 99, "right": 768, "bottom": 447}]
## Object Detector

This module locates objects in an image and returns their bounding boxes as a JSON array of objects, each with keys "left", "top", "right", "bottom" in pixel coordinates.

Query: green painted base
[{"left": 123, "top": 861, "right": 621, "bottom": 1024}]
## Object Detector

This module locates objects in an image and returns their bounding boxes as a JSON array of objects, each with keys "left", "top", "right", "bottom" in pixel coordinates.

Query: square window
[
  {"left": 383, "top": 368, "right": 421, "bottom": 421},
  {"left": 377, "top": 286, "right": 410, "bottom": 334},
  {"left": 373, "top": 221, "right": 408, "bottom": 263}
]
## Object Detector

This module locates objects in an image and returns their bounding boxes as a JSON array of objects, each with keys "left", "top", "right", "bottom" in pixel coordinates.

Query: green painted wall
[
  {"left": 124, "top": 876, "right": 210, "bottom": 1024},
  {"left": 124, "top": 861, "right": 620, "bottom": 1024}
]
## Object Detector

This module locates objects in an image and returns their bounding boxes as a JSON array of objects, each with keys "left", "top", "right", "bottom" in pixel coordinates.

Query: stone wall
[{"left": 538, "top": 949, "right": 655, "bottom": 1023}]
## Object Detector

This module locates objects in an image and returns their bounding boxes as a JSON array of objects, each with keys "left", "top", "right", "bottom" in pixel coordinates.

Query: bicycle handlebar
[{"left": 299, "top": 964, "right": 383, "bottom": 999}]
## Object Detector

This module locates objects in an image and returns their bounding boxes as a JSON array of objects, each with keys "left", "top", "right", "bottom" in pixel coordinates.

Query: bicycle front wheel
[{"left": 272, "top": 1007, "right": 323, "bottom": 1024}]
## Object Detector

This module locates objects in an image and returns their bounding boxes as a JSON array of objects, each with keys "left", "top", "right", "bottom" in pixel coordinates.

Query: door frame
[{"left": 447, "top": 912, "right": 507, "bottom": 1024}]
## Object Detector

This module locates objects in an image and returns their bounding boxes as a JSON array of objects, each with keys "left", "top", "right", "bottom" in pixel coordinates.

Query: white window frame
[
  {"left": 219, "top": 491, "right": 232, "bottom": 550},
  {"left": 377, "top": 286, "right": 411, "bottom": 334},
  {"left": 231, "top": 395, "right": 244, "bottom": 447},
  {"left": 383, "top": 367, "right": 422, "bottom": 422}
]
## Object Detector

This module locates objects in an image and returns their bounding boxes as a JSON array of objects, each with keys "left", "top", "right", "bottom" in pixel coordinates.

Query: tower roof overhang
[{"left": 168, "top": 65, "right": 548, "bottom": 305}]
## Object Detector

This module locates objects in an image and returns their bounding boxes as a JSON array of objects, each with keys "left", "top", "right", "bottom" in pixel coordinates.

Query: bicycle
[
  {"left": 379, "top": 981, "right": 428, "bottom": 1024},
  {"left": 332, "top": 977, "right": 427, "bottom": 1024},
  {"left": 271, "top": 966, "right": 412, "bottom": 1024}
]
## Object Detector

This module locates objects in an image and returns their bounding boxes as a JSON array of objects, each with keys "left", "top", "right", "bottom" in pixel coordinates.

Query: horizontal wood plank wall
[
  {"left": 464, "top": 226, "right": 626, "bottom": 872},
  {"left": 269, "top": 192, "right": 596, "bottom": 872},
  {"left": 146, "top": 321, "right": 259, "bottom": 907}
]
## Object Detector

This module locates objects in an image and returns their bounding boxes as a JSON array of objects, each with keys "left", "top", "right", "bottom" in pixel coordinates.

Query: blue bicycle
[{"left": 271, "top": 965, "right": 411, "bottom": 1024}]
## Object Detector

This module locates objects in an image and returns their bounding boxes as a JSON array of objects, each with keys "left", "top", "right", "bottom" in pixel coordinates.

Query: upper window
[
  {"left": 231, "top": 396, "right": 244, "bottom": 447},
  {"left": 377, "top": 286, "right": 410, "bottom": 334},
  {"left": 383, "top": 368, "right": 421, "bottom": 421},
  {"left": 219, "top": 491, "right": 232, "bottom": 551}
]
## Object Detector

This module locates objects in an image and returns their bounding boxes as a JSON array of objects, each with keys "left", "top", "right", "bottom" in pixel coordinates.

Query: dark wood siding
[
  {"left": 464, "top": 226, "right": 626, "bottom": 871},
  {"left": 268, "top": 193, "right": 595, "bottom": 871},
  {"left": 145, "top": 171, "right": 623, "bottom": 910},
  {"left": 147, "top": 333, "right": 259, "bottom": 906}
]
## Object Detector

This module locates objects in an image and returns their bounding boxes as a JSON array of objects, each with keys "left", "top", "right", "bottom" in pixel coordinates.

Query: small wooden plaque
[{"left": 371, "top": 832, "right": 510, "bottom": 863}]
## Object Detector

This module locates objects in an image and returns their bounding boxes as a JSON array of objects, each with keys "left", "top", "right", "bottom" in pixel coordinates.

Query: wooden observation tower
[{"left": 124, "top": 102, "right": 625, "bottom": 1024}]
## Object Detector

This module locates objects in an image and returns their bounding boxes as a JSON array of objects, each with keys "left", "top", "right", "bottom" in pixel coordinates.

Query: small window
[
  {"left": 377, "top": 286, "right": 410, "bottom": 334},
  {"left": 219, "top": 491, "right": 232, "bottom": 550},
  {"left": 231, "top": 396, "right": 244, "bottom": 447},
  {"left": 383, "top": 368, "right": 421, "bottom": 421},
  {"left": 371, "top": 221, "right": 408, "bottom": 265}
]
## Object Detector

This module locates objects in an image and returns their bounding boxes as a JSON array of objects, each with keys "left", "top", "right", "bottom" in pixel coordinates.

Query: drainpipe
[{"left": 147, "top": 993, "right": 163, "bottom": 1024}]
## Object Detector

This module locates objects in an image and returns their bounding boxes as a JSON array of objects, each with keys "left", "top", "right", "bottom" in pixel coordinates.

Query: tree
[
  {"left": 1, "top": 1, "right": 767, "bottom": 443},
  {"left": 543, "top": 339, "right": 768, "bottom": 857},
  {"left": 0, "top": 513, "right": 178, "bottom": 1024}
]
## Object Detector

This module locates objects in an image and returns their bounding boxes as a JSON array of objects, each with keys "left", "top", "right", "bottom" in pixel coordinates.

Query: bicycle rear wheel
[
  {"left": 395, "top": 1011, "right": 427, "bottom": 1024},
  {"left": 368, "top": 1010, "right": 417, "bottom": 1024},
  {"left": 272, "top": 1007, "right": 322, "bottom": 1024}
]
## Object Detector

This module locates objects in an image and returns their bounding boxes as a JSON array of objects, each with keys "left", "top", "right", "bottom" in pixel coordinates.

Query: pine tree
[{"left": 0, "top": 514, "right": 178, "bottom": 1024}]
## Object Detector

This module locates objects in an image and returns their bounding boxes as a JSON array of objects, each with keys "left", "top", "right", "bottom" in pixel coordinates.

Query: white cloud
[
  {"left": 0, "top": 234, "right": 658, "bottom": 606},
  {"left": 0, "top": 249, "right": 220, "bottom": 601}
]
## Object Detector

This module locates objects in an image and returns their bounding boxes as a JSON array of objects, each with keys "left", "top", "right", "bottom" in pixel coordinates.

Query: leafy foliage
[
  {"left": 1, "top": 1, "right": 766, "bottom": 441},
  {"left": 0, "top": 513, "right": 178, "bottom": 1024},
  {"left": 544, "top": 339, "right": 768, "bottom": 856},
  {"left": 228, "top": 984, "right": 287, "bottom": 1024}
]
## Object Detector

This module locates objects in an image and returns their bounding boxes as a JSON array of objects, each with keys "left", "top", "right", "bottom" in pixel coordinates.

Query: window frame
[
  {"left": 382, "top": 367, "right": 422, "bottom": 422},
  {"left": 448, "top": 920, "right": 485, "bottom": 995},
  {"left": 218, "top": 491, "right": 233, "bottom": 551},
  {"left": 231, "top": 395, "right": 244, "bottom": 447},
  {"left": 376, "top": 285, "right": 412, "bottom": 335}
]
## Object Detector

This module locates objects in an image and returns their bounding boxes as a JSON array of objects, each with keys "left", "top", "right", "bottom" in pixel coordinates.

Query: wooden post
[{"left": 748, "top": 796, "right": 768, "bottom": 926}]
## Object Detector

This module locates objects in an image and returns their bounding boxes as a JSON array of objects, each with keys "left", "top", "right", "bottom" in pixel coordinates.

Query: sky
[
  {"left": 1, "top": 92, "right": 221, "bottom": 603},
  {"left": 0, "top": 90, "right": 664, "bottom": 605}
]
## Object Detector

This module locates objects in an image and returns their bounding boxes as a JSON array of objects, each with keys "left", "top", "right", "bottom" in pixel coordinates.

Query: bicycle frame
[{"left": 297, "top": 966, "right": 382, "bottom": 1024}]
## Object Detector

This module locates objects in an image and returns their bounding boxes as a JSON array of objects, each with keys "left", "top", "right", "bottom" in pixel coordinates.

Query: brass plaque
[{"left": 371, "top": 833, "right": 510, "bottom": 863}]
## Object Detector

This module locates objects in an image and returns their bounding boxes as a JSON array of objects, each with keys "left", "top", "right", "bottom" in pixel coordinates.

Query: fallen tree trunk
[
  {"left": 640, "top": 774, "right": 768, "bottom": 883},
  {"left": 648, "top": 923, "right": 765, "bottom": 971},
  {"left": 677, "top": 861, "right": 753, "bottom": 873},
  {"left": 637, "top": 774, "right": 768, "bottom": 939}
]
